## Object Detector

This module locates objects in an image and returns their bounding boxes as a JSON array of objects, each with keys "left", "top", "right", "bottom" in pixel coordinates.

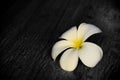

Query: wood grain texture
[{"left": 1, "top": 0, "right": 120, "bottom": 80}]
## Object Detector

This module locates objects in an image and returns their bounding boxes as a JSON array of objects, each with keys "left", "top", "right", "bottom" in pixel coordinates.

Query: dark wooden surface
[{"left": 1, "top": 0, "right": 120, "bottom": 80}]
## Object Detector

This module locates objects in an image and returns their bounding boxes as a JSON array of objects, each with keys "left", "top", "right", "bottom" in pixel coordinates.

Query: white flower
[{"left": 52, "top": 23, "right": 103, "bottom": 71}]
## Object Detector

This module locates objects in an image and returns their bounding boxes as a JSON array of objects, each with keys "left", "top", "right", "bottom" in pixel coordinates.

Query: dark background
[{"left": 1, "top": 0, "right": 120, "bottom": 80}]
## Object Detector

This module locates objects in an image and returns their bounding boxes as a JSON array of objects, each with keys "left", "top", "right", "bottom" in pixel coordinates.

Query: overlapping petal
[
  {"left": 52, "top": 40, "right": 73, "bottom": 61},
  {"left": 78, "top": 23, "right": 102, "bottom": 41},
  {"left": 78, "top": 42, "right": 103, "bottom": 67},
  {"left": 60, "top": 27, "right": 77, "bottom": 41},
  {"left": 60, "top": 49, "right": 79, "bottom": 71}
]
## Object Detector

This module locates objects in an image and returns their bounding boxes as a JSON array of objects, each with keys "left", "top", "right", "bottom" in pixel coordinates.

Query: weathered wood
[{"left": 0, "top": 0, "right": 120, "bottom": 80}]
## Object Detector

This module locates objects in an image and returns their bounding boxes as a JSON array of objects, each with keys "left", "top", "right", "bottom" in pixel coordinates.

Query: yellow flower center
[{"left": 73, "top": 39, "right": 83, "bottom": 49}]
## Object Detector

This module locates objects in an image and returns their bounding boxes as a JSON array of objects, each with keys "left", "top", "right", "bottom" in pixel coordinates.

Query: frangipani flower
[{"left": 52, "top": 23, "right": 103, "bottom": 71}]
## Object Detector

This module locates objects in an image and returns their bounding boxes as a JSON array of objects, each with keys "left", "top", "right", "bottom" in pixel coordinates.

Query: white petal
[
  {"left": 60, "top": 26, "right": 77, "bottom": 41},
  {"left": 78, "top": 42, "right": 103, "bottom": 67},
  {"left": 52, "top": 40, "right": 73, "bottom": 61},
  {"left": 60, "top": 49, "right": 79, "bottom": 71},
  {"left": 78, "top": 23, "right": 102, "bottom": 41}
]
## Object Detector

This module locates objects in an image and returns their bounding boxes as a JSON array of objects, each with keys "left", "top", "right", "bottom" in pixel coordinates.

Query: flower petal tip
[
  {"left": 52, "top": 58, "right": 55, "bottom": 61},
  {"left": 60, "top": 49, "right": 78, "bottom": 72}
]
